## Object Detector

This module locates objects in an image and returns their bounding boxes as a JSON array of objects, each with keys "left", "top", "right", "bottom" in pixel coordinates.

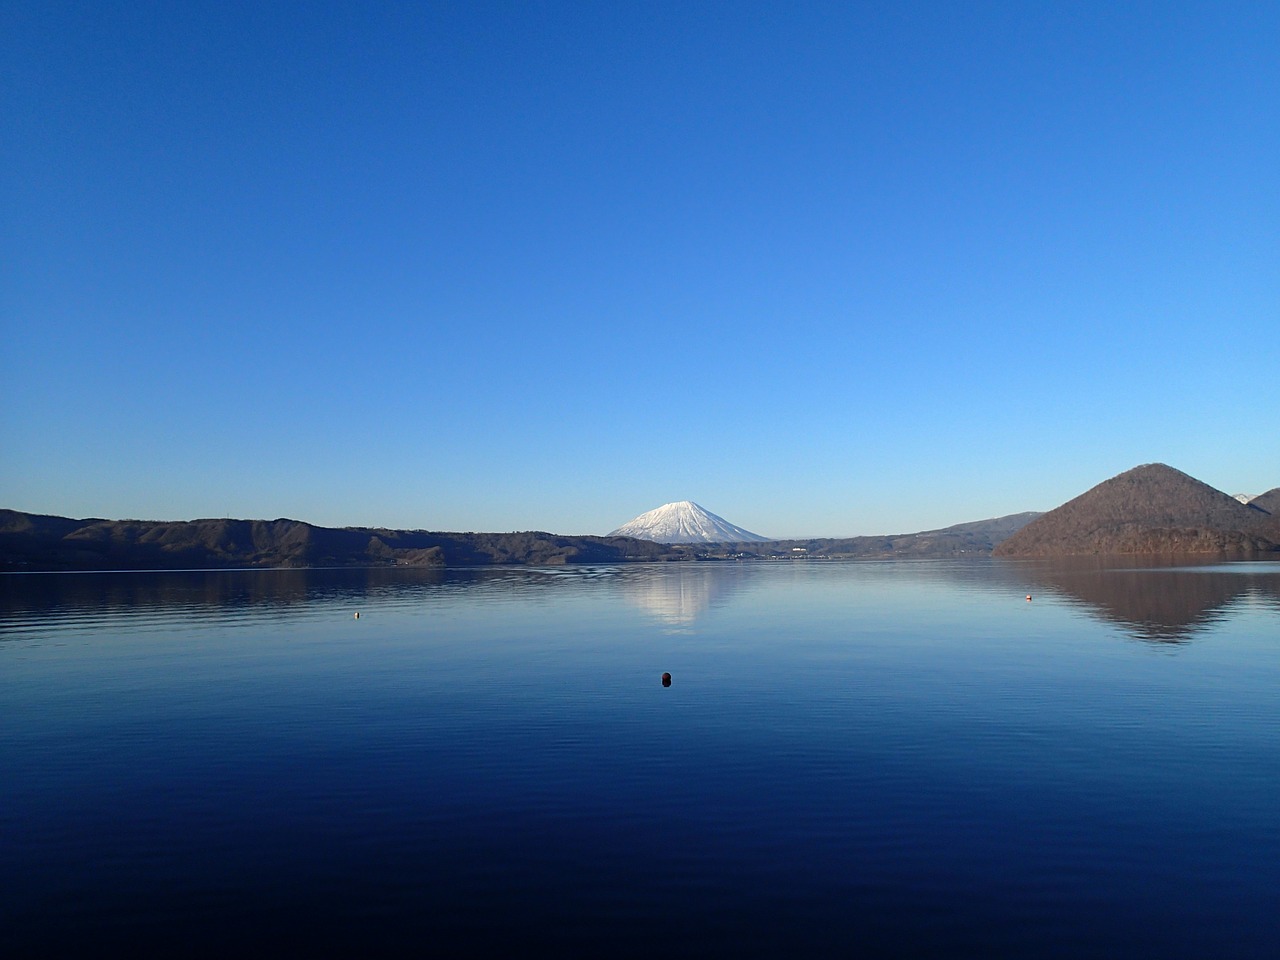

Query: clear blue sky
[{"left": 3, "top": 1, "right": 1277, "bottom": 537}]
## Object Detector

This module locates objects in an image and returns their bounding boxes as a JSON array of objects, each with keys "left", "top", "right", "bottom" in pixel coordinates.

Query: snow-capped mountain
[
  {"left": 1233, "top": 493, "right": 1258, "bottom": 504},
  {"left": 609, "top": 501, "right": 768, "bottom": 543}
]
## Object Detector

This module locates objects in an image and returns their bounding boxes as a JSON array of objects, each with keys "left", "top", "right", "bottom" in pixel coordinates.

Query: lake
[{"left": 3, "top": 559, "right": 1279, "bottom": 957}]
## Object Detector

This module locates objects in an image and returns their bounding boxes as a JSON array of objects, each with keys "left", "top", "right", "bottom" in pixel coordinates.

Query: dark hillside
[
  {"left": 0, "top": 509, "right": 99, "bottom": 559},
  {"left": 1252, "top": 488, "right": 1280, "bottom": 543},
  {"left": 1249, "top": 487, "right": 1280, "bottom": 515},
  {"left": 995, "top": 464, "right": 1279, "bottom": 556},
  {"left": 0, "top": 510, "right": 681, "bottom": 571}
]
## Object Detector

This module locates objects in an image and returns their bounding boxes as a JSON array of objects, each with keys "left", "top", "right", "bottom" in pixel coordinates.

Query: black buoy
[{"left": 661, "top": 672, "right": 672, "bottom": 687}]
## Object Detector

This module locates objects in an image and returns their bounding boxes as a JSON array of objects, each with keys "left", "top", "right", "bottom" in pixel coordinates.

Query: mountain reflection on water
[
  {"left": 0, "top": 566, "right": 442, "bottom": 617},
  {"left": 995, "top": 556, "right": 1280, "bottom": 643},
  {"left": 598, "top": 557, "right": 1280, "bottom": 641},
  {"left": 5, "top": 557, "right": 1276, "bottom": 646},
  {"left": 614, "top": 562, "right": 755, "bottom": 626}
]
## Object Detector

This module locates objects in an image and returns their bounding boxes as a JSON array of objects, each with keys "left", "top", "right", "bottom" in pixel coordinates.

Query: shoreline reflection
[{"left": 997, "top": 556, "right": 1280, "bottom": 643}]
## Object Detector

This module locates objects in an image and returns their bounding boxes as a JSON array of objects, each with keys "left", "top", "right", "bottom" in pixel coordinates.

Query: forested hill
[
  {"left": 1249, "top": 487, "right": 1280, "bottom": 516},
  {"left": 995, "top": 464, "right": 1280, "bottom": 556},
  {"left": 0, "top": 511, "right": 679, "bottom": 571}
]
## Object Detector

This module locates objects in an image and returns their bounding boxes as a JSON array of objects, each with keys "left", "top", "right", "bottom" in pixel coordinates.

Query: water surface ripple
[{"left": 3, "top": 559, "right": 1279, "bottom": 957}]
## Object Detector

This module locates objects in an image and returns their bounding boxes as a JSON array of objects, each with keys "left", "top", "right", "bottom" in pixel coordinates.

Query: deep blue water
[{"left": 3, "top": 559, "right": 1279, "bottom": 957}]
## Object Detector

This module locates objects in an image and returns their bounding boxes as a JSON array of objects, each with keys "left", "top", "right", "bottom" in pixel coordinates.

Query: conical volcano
[
  {"left": 994, "top": 463, "right": 1278, "bottom": 556},
  {"left": 609, "top": 501, "right": 768, "bottom": 543}
]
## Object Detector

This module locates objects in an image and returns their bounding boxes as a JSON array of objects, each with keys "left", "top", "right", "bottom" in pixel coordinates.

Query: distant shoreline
[
  {"left": 8, "top": 459, "right": 1279, "bottom": 571},
  {"left": 1, "top": 508, "right": 1041, "bottom": 572}
]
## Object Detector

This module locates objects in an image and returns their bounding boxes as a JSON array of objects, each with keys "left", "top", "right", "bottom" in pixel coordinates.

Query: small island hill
[{"left": 994, "top": 463, "right": 1280, "bottom": 557}]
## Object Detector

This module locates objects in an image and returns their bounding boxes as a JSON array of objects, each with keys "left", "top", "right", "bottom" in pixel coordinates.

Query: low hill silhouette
[
  {"left": 717, "top": 512, "right": 1041, "bottom": 559},
  {"left": 0, "top": 510, "right": 678, "bottom": 571},
  {"left": 1249, "top": 487, "right": 1280, "bottom": 516},
  {"left": 994, "top": 464, "right": 1279, "bottom": 556},
  {"left": 1, "top": 509, "right": 1042, "bottom": 570}
]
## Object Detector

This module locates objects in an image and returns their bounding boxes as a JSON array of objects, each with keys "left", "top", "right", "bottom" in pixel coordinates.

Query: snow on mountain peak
[{"left": 608, "top": 501, "right": 768, "bottom": 543}]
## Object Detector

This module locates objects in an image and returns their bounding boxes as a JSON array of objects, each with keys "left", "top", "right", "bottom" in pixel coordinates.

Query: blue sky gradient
[{"left": 3, "top": 1, "right": 1277, "bottom": 537}]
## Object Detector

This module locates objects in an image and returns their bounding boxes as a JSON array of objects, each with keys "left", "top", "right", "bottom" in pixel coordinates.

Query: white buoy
[{"left": 354, "top": 611, "right": 361, "bottom": 619}]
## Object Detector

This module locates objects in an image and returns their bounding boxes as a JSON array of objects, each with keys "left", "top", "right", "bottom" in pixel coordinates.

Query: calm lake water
[{"left": 3, "top": 559, "right": 1279, "bottom": 958}]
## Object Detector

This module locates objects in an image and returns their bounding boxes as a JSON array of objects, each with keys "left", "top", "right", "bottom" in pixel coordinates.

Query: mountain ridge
[{"left": 0, "top": 510, "right": 676, "bottom": 570}]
